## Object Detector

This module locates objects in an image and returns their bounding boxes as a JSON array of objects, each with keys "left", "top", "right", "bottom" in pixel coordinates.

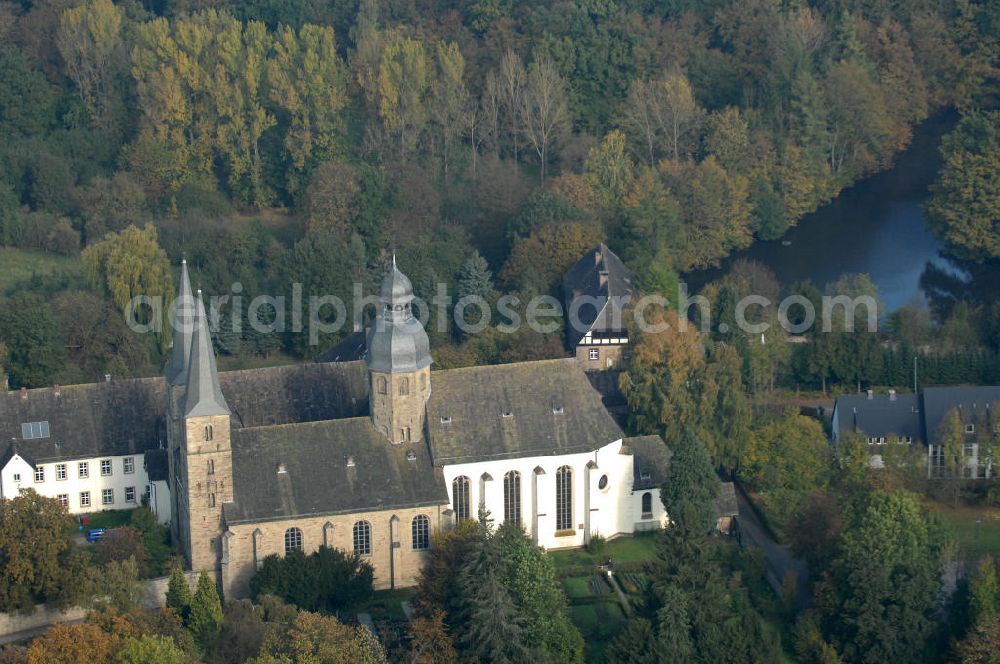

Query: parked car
[{"left": 85, "top": 528, "right": 105, "bottom": 542}]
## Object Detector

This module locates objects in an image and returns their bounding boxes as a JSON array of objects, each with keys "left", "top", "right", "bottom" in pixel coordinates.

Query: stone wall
[
  {"left": 574, "top": 344, "right": 625, "bottom": 370},
  {"left": 0, "top": 571, "right": 198, "bottom": 639},
  {"left": 222, "top": 503, "right": 447, "bottom": 599}
]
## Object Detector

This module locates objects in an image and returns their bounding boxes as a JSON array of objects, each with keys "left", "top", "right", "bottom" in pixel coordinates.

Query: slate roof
[
  {"left": 921, "top": 386, "right": 1000, "bottom": 440},
  {"left": 832, "top": 392, "right": 923, "bottom": 442},
  {"left": 225, "top": 417, "right": 448, "bottom": 524},
  {"left": 426, "top": 358, "right": 625, "bottom": 465},
  {"left": 144, "top": 448, "right": 169, "bottom": 482},
  {"left": 620, "top": 435, "right": 671, "bottom": 490},
  {"left": 314, "top": 330, "right": 368, "bottom": 364},
  {"left": 219, "top": 361, "right": 369, "bottom": 429},
  {"left": 715, "top": 481, "right": 738, "bottom": 518},
  {"left": 0, "top": 379, "right": 167, "bottom": 465},
  {"left": 563, "top": 244, "right": 635, "bottom": 347},
  {"left": 185, "top": 292, "right": 231, "bottom": 418},
  {"left": 164, "top": 260, "right": 195, "bottom": 386}
]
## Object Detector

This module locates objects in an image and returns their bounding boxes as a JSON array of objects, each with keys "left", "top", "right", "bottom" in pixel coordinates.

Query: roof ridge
[
  {"left": 3, "top": 375, "right": 163, "bottom": 396},
  {"left": 435, "top": 357, "right": 577, "bottom": 376},
  {"left": 238, "top": 415, "right": 372, "bottom": 433},
  {"left": 218, "top": 359, "right": 364, "bottom": 379}
]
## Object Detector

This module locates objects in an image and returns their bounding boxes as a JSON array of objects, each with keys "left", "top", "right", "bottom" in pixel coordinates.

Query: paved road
[{"left": 735, "top": 489, "right": 812, "bottom": 610}]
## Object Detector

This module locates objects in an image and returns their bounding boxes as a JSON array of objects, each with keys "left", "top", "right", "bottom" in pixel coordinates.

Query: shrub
[{"left": 249, "top": 546, "right": 373, "bottom": 613}]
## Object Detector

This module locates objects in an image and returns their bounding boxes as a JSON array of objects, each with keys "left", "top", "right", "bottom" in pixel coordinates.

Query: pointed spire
[
  {"left": 165, "top": 259, "right": 195, "bottom": 385},
  {"left": 184, "top": 289, "right": 230, "bottom": 418}
]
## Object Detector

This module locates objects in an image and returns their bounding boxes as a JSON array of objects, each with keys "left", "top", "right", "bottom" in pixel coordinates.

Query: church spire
[
  {"left": 165, "top": 259, "right": 195, "bottom": 386},
  {"left": 184, "top": 289, "right": 230, "bottom": 418}
]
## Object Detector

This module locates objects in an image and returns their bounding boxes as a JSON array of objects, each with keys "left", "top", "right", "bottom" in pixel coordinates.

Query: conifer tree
[
  {"left": 187, "top": 572, "right": 223, "bottom": 644},
  {"left": 165, "top": 566, "right": 191, "bottom": 618},
  {"left": 458, "top": 250, "right": 494, "bottom": 301},
  {"left": 454, "top": 517, "right": 530, "bottom": 663}
]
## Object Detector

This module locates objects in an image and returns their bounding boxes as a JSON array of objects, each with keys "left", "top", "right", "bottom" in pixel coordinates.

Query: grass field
[
  {"left": 0, "top": 247, "right": 82, "bottom": 294},
  {"left": 549, "top": 533, "right": 659, "bottom": 572},
  {"left": 67, "top": 509, "right": 133, "bottom": 535},
  {"left": 928, "top": 502, "right": 1000, "bottom": 559}
]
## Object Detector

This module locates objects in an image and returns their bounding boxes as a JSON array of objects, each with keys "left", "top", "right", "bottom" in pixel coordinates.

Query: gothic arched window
[
  {"left": 503, "top": 471, "right": 521, "bottom": 527},
  {"left": 399, "top": 377, "right": 409, "bottom": 395},
  {"left": 207, "top": 459, "right": 215, "bottom": 475},
  {"left": 204, "top": 425, "right": 213, "bottom": 441},
  {"left": 641, "top": 492, "right": 653, "bottom": 517},
  {"left": 377, "top": 376, "right": 387, "bottom": 394},
  {"left": 412, "top": 514, "right": 430, "bottom": 550},
  {"left": 556, "top": 466, "right": 573, "bottom": 531},
  {"left": 284, "top": 527, "right": 303, "bottom": 554},
  {"left": 353, "top": 521, "right": 372, "bottom": 556},
  {"left": 452, "top": 476, "right": 470, "bottom": 522}
]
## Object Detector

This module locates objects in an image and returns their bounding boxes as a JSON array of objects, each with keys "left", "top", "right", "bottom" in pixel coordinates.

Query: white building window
[
  {"left": 34, "top": 466, "right": 44, "bottom": 483},
  {"left": 56, "top": 464, "right": 67, "bottom": 481},
  {"left": 12, "top": 473, "right": 20, "bottom": 483},
  {"left": 123, "top": 457, "right": 134, "bottom": 474},
  {"left": 452, "top": 476, "right": 470, "bottom": 522},
  {"left": 589, "top": 348, "right": 599, "bottom": 361},
  {"left": 125, "top": 487, "right": 136, "bottom": 503},
  {"left": 80, "top": 491, "right": 90, "bottom": 508},
  {"left": 966, "top": 424, "right": 976, "bottom": 434},
  {"left": 102, "top": 489, "right": 113, "bottom": 505},
  {"left": 56, "top": 494, "right": 68, "bottom": 509},
  {"left": 78, "top": 462, "right": 89, "bottom": 479},
  {"left": 100, "top": 459, "right": 112, "bottom": 476},
  {"left": 503, "top": 471, "right": 521, "bottom": 527},
  {"left": 556, "top": 466, "right": 573, "bottom": 532}
]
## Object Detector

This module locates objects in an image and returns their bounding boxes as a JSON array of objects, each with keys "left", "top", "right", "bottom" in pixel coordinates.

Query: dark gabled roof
[
  {"left": 220, "top": 361, "right": 369, "bottom": 429},
  {"left": 715, "top": 481, "right": 738, "bottom": 518},
  {"left": 144, "top": 448, "right": 169, "bottom": 482},
  {"left": 922, "top": 386, "right": 1000, "bottom": 441},
  {"left": 833, "top": 392, "right": 923, "bottom": 442},
  {"left": 426, "top": 359, "right": 625, "bottom": 465},
  {"left": 313, "top": 330, "right": 368, "bottom": 364},
  {"left": 620, "top": 435, "right": 671, "bottom": 490},
  {"left": 225, "top": 417, "right": 448, "bottom": 524},
  {"left": 0, "top": 378, "right": 168, "bottom": 464},
  {"left": 563, "top": 244, "right": 636, "bottom": 346},
  {"left": 0, "top": 442, "right": 31, "bottom": 469},
  {"left": 1, "top": 361, "right": 369, "bottom": 466}
]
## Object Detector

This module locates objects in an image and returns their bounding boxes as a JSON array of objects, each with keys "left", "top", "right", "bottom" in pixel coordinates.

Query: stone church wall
[{"left": 221, "top": 504, "right": 447, "bottom": 599}]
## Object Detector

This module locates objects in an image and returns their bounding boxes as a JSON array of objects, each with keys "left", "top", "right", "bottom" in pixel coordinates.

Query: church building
[{"left": 3, "top": 259, "right": 671, "bottom": 599}]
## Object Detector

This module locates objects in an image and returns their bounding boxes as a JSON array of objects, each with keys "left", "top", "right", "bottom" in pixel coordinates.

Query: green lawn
[
  {"left": 355, "top": 588, "right": 415, "bottom": 622},
  {"left": 0, "top": 247, "right": 81, "bottom": 294},
  {"left": 550, "top": 533, "right": 659, "bottom": 574},
  {"left": 69, "top": 509, "right": 133, "bottom": 534},
  {"left": 562, "top": 576, "right": 594, "bottom": 600},
  {"left": 929, "top": 503, "right": 1000, "bottom": 560}
]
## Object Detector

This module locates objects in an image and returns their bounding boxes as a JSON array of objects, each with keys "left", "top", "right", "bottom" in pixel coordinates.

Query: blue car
[{"left": 85, "top": 528, "right": 105, "bottom": 542}]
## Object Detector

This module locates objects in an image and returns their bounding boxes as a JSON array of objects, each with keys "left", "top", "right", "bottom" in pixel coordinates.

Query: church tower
[
  {"left": 367, "top": 259, "right": 432, "bottom": 444},
  {"left": 165, "top": 260, "right": 194, "bottom": 551},
  {"left": 178, "top": 289, "right": 233, "bottom": 574}
]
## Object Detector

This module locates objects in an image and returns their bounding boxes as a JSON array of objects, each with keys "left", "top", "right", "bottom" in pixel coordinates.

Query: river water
[{"left": 685, "top": 112, "right": 970, "bottom": 311}]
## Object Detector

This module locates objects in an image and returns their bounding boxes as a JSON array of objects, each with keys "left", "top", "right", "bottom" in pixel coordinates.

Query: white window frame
[
  {"left": 56, "top": 494, "right": 68, "bottom": 509},
  {"left": 34, "top": 466, "right": 44, "bottom": 483},
  {"left": 966, "top": 424, "right": 976, "bottom": 434},
  {"left": 80, "top": 491, "right": 90, "bottom": 508},
  {"left": 589, "top": 348, "right": 599, "bottom": 361},
  {"left": 12, "top": 473, "right": 20, "bottom": 483},
  {"left": 125, "top": 486, "right": 136, "bottom": 503},
  {"left": 100, "top": 459, "right": 112, "bottom": 476},
  {"left": 78, "top": 462, "right": 89, "bottom": 479},
  {"left": 56, "top": 464, "right": 67, "bottom": 481},
  {"left": 102, "top": 489, "right": 114, "bottom": 505},
  {"left": 123, "top": 457, "right": 134, "bottom": 474}
]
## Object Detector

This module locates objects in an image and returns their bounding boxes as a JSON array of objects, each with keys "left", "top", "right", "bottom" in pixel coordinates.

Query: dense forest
[{"left": 0, "top": 0, "right": 997, "bottom": 389}]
